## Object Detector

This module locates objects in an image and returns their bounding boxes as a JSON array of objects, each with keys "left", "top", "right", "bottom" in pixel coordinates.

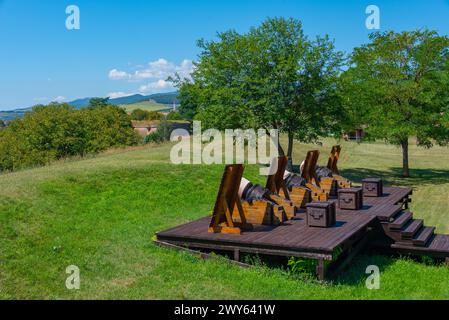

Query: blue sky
[{"left": 1, "top": 0, "right": 449, "bottom": 110}]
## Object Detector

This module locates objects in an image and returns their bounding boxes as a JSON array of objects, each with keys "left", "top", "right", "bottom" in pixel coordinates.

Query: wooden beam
[
  {"left": 159, "top": 239, "right": 333, "bottom": 260},
  {"left": 234, "top": 249, "right": 240, "bottom": 262},
  {"left": 153, "top": 240, "right": 252, "bottom": 268},
  {"left": 316, "top": 258, "right": 326, "bottom": 281}
]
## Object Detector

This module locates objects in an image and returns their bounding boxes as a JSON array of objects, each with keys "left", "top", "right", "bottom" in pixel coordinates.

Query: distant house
[
  {"left": 132, "top": 120, "right": 190, "bottom": 137},
  {"left": 132, "top": 121, "right": 158, "bottom": 136},
  {"left": 343, "top": 126, "right": 367, "bottom": 141}
]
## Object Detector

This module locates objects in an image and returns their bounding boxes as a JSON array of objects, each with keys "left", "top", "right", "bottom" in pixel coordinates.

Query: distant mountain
[
  {"left": 66, "top": 97, "right": 93, "bottom": 109},
  {"left": 0, "top": 110, "right": 26, "bottom": 121},
  {"left": 0, "top": 92, "right": 180, "bottom": 121},
  {"left": 68, "top": 92, "right": 179, "bottom": 109},
  {"left": 142, "top": 92, "right": 180, "bottom": 105}
]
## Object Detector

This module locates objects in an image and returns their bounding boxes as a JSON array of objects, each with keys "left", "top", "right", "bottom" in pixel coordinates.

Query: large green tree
[
  {"left": 340, "top": 30, "right": 449, "bottom": 177},
  {"left": 174, "top": 17, "right": 345, "bottom": 169}
]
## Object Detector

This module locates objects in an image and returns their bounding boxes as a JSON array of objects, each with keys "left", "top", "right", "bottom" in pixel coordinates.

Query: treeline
[
  {"left": 0, "top": 99, "right": 139, "bottom": 172},
  {"left": 130, "top": 108, "right": 183, "bottom": 121}
]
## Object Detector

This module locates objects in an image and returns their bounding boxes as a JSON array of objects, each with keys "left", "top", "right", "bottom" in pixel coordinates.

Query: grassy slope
[
  {"left": 1, "top": 139, "right": 449, "bottom": 299},
  {"left": 120, "top": 101, "right": 173, "bottom": 113}
]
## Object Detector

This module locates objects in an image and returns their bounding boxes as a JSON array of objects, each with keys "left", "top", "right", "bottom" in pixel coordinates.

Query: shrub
[
  {"left": 143, "top": 118, "right": 173, "bottom": 144},
  {"left": 144, "top": 131, "right": 163, "bottom": 144},
  {"left": 166, "top": 111, "right": 183, "bottom": 121},
  {"left": 147, "top": 111, "right": 163, "bottom": 121},
  {"left": 157, "top": 117, "right": 172, "bottom": 141},
  {"left": 0, "top": 103, "right": 139, "bottom": 172},
  {"left": 130, "top": 108, "right": 149, "bottom": 121},
  {"left": 130, "top": 109, "right": 163, "bottom": 121}
]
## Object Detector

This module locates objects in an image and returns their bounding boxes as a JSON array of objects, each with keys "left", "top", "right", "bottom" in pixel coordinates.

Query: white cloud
[
  {"left": 108, "top": 69, "right": 130, "bottom": 80},
  {"left": 107, "top": 91, "right": 135, "bottom": 99},
  {"left": 108, "top": 58, "right": 194, "bottom": 95},
  {"left": 52, "top": 96, "right": 66, "bottom": 102},
  {"left": 176, "top": 59, "right": 194, "bottom": 79},
  {"left": 139, "top": 79, "right": 173, "bottom": 94},
  {"left": 109, "top": 58, "right": 194, "bottom": 83}
]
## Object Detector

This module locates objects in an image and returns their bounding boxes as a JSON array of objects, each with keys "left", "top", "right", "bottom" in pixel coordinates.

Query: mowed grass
[
  {"left": 120, "top": 101, "right": 173, "bottom": 113},
  {"left": 1, "top": 139, "right": 449, "bottom": 299}
]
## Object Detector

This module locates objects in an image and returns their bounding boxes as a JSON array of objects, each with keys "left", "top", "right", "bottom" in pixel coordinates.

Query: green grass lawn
[
  {"left": 1, "top": 139, "right": 449, "bottom": 299},
  {"left": 120, "top": 101, "right": 173, "bottom": 113}
]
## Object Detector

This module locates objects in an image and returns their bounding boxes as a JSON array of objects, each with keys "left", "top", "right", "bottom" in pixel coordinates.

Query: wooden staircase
[
  {"left": 383, "top": 210, "right": 435, "bottom": 247},
  {"left": 359, "top": 186, "right": 449, "bottom": 263}
]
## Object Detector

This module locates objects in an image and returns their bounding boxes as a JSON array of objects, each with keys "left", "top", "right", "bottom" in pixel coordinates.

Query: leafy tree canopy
[
  {"left": 339, "top": 30, "right": 449, "bottom": 176},
  {"left": 88, "top": 97, "right": 110, "bottom": 109},
  {"left": 173, "top": 17, "right": 345, "bottom": 168}
]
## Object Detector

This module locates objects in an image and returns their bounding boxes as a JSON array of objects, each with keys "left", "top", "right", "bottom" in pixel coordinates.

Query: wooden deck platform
[
  {"left": 157, "top": 212, "right": 376, "bottom": 260},
  {"left": 156, "top": 187, "right": 418, "bottom": 278},
  {"left": 358, "top": 186, "right": 413, "bottom": 221}
]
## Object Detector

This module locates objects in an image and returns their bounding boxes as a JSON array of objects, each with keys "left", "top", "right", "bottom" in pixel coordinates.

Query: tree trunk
[
  {"left": 266, "top": 127, "right": 284, "bottom": 157},
  {"left": 278, "top": 142, "right": 285, "bottom": 157},
  {"left": 287, "top": 132, "right": 294, "bottom": 172},
  {"left": 401, "top": 139, "right": 410, "bottom": 177}
]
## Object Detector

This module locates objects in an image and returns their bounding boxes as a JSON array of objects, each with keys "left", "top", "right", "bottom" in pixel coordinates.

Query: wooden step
[
  {"left": 389, "top": 211, "right": 413, "bottom": 230},
  {"left": 392, "top": 234, "right": 449, "bottom": 257},
  {"left": 412, "top": 226, "right": 435, "bottom": 247},
  {"left": 401, "top": 219, "right": 423, "bottom": 239}
]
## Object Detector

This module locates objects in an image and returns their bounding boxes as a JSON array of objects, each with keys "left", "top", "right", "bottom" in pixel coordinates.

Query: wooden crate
[
  {"left": 363, "top": 178, "right": 383, "bottom": 197},
  {"left": 338, "top": 188, "right": 363, "bottom": 210},
  {"left": 306, "top": 201, "right": 336, "bottom": 228}
]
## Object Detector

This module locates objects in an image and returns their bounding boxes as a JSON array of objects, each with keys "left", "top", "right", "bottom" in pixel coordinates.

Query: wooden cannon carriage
[
  {"left": 324, "top": 145, "right": 352, "bottom": 189},
  {"left": 299, "top": 150, "right": 331, "bottom": 201},
  {"left": 234, "top": 176, "right": 289, "bottom": 224},
  {"left": 235, "top": 156, "right": 299, "bottom": 221},
  {"left": 310, "top": 149, "right": 339, "bottom": 197},
  {"left": 266, "top": 156, "right": 312, "bottom": 212},
  {"left": 208, "top": 164, "right": 287, "bottom": 234}
]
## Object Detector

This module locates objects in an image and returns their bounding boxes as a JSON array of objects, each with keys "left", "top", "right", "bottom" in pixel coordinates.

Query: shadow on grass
[
  {"left": 329, "top": 254, "right": 396, "bottom": 285},
  {"left": 341, "top": 167, "right": 449, "bottom": 187},
  {"left": 330, "top": 252, "right": 445, "bottom": 286}
]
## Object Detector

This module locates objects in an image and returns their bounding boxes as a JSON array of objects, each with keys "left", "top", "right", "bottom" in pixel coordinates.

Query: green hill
[
  {"left": 0, "top": 92, "right": 179, "bottom": 121},
  {"left": 68, "top": 92, "right": 179, "bottom": 109},
  {"left": 1, "top": 138, "right": 449, "bottom": 299},
  {"left": 120, "top": 101, "right": 174, "bottom": 113}
]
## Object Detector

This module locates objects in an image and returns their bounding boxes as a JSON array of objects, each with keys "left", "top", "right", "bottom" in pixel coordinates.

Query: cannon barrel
[
  {"left": 283, "top": 171, "right": 307, "bottom": 188},
  {"left": 315, "top": 166, "right": 333, "bottom": 179},
  {"left": 239, "top": 178, "right": 274, "bottom": 202}
]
